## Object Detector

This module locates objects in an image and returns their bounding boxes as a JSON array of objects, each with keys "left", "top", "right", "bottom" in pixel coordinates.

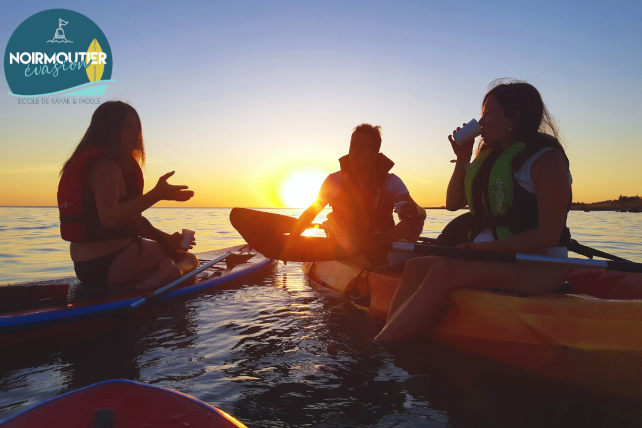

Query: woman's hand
[
  {"left": 396, "top": 201, "right": 418, "bottom": 219},
  {"left": 167, "top": 231, "right": 196, "bottom": 252},
  {"left": 445, "top": 125, "right": 473, "bottom": 211},
  {"left": 449, "top": 123, "right": 475, "bottom": 163},
  {"left": 153, "top": 171, "right": 194, "bottom": 202}
]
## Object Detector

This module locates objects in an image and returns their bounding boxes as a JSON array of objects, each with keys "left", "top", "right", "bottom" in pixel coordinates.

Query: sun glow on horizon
[{"left": 279, "top": 170, "right": 326, "bottom": 208}]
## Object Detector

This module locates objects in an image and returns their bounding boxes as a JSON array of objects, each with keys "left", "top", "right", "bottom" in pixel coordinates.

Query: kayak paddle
[
  {"left": 380, "top": 242, "right": 642, "bottom": 274},
  {"left": 127, "top": 252, "right": 231, "bottom": 312}
]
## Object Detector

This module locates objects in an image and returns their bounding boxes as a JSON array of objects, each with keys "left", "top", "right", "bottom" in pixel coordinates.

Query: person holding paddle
[
  {"left": 230, "top": 124, "right": 425, "bottom": 262},
  {"left": 289, "top": 123, "right": 426, "bottom": 261},
  {"left": 58, "top": 101, "right": 198, "bottom": 290},
  {"left": 375, "top": 79, "right": 573, "bottom": 342}
]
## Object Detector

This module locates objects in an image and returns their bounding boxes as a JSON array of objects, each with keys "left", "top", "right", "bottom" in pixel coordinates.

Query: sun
[{"left": 280, "top": 170, "right": 327, "bottom": 208}]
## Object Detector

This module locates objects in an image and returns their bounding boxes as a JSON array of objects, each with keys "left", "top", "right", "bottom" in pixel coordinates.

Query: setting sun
[{"left": 279, "top": 170, "right": 327, "bottom": 208}]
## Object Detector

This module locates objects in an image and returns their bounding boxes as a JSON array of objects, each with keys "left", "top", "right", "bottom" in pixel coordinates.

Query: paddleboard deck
[{"left": 0, "top": 245, "right": 278, "bottom": 348}]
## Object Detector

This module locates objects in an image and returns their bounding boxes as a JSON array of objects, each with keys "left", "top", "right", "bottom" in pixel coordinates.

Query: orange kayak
[{"left": 303, "top": 257, "right": 642, "bottom": 399}]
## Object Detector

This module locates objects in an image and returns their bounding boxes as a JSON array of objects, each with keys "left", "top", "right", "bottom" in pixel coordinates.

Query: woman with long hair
[
  {"left": 375, "top": 79, "right": 572, "bottom": 342},
  {"left": 58, "top": 101, "right": 198, "bottom": 289}
]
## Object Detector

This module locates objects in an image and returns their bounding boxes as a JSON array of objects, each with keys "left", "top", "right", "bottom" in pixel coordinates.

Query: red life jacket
[
  {"left": 329, "top": 153, "right": 395, "bottom": 242},
  {"left": 57, "top": 146, "right": 144, "bottom": 242}
]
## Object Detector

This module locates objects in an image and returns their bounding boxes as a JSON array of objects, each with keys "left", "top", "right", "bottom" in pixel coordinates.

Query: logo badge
[{"left": 4, "top": 9, "right": 113, "bottom": 98}]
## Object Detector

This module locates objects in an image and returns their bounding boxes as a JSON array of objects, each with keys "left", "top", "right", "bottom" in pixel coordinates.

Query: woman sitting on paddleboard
[
  {"left": 58, "top": 101, "right": 198, "bottom": 289},
  {"left": 375, "top": 79, "right": 572, "bottom": 342}
]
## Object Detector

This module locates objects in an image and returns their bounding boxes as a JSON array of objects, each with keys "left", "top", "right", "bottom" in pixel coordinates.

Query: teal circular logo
[{"left": 4, "top": 9, "right": 113, "bottom": 97}]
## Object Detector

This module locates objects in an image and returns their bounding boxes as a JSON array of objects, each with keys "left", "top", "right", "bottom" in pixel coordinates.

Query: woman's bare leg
[
  {"left": 387, "top": 256, "right": 438, "bottom": 320},
  {"left": 375, "top": 258, "right": 567, "bottom": 343},
  {"left": 107, "top": 239, "right": 198, "bottom": 288},
  {"left": 134, "top": 252, "right": 198, "bottom": 290}
]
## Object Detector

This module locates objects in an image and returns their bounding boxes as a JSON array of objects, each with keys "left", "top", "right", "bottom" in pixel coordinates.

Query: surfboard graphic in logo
[{"left": 86, "top": 39, "right": 104, "bottom": 82}]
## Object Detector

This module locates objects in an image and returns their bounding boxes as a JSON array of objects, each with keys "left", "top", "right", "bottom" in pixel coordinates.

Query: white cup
[
  {"left": 394, "top": 201, "right": 407, "bottom": 213},
  {"left": 179, "top": 229, "right": 195, "bottom": 251},
  {"left": 453, "top": 119, "right": 482, "bottom": 146}
]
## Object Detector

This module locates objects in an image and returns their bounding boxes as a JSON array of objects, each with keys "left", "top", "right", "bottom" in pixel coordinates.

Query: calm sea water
[{"left": 1, "top": 207, "right": 641, "bottom": 427}]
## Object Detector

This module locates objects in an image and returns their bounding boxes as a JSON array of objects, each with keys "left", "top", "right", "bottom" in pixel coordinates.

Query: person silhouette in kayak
[
  {"left": 58, "top": 101, "right": 198, "bottom": 289},
  {"left": 375, "top": 79, "right": 573, "bottom": 342},
  {"left": 288, "top": 123, "right": 425, "bottom": 260}
]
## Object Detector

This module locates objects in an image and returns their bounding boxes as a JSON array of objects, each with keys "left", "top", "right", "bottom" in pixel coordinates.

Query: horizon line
[{"left": 0, "top": 205, "right": 313, "bottom": 209}]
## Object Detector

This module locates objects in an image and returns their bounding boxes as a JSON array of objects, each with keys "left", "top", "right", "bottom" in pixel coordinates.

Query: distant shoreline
[
  {"left": 424, "top": 196, "right": 642, "bottom": 212},
  {"left": 2, "top": 199, "right": 641, "bottom": 213},
  {"left": 569, "top": 198, "right": 642, "bottom": 212}
]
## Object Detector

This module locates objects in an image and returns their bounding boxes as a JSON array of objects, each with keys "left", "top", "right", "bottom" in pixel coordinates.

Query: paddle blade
[
  {"left": 230, "top": 208, "right": 296, "bottom": 235},
  {"left": 230, "top": 208, "right": 350, "bottom": 262}
]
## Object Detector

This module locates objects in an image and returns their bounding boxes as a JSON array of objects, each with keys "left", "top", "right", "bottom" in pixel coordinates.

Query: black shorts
[{"left": 73, "top": 239, "right": 138, "bottom": 285}]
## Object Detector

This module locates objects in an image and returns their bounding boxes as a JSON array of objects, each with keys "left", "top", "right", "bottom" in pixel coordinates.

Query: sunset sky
[{"left": 1, "top": 1, "right": 641, "bottom": 208}]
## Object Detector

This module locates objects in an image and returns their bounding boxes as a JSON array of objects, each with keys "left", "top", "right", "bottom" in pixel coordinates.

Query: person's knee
[
  {"left": 176, "top": 252, "right": 198, "bottom": 273},
  {"left": 184, "top": 252, "right": 198, "bottom": 266},
  {"left": 139, "top": 239, "right": 168, "bottom": 262}
]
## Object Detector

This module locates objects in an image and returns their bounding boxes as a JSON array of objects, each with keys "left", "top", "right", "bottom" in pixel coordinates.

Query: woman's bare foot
[{"left": 135, "top": 257, "right": 181, "bottom": 290}]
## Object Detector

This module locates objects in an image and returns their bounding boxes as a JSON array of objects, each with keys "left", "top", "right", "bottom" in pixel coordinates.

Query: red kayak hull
[{"left": 0, "top": 379, "right": 247, "bottom": 427}]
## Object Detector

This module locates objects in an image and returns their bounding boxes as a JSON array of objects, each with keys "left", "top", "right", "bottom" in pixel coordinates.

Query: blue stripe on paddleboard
[
  {"left": 159, "top": 258, "right": 276, "bottom": 301},
  {"left": 0, "top": 258, "right": 276, "bottom": 335},
  {"left": 0, "top": 379, "right": 236, "bottom": 425},
  {"left": 0, "top": 297, "right": 139, "bottom": 333}
]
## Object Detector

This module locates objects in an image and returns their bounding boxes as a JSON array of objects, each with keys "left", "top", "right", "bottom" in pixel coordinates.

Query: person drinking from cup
[
  {"left": 375, "top": 79, "right": 573, "bottom": 342},
  {"left": 58, "top": 101, "right": 198, "bottom": 290}
]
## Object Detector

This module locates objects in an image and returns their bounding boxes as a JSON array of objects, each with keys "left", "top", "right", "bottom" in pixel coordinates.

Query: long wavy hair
[
  {"left": 477, "top": 79, "right": 568, "bottom": 168},
  {"left": 61, "top": 101, "right": 145, "bottom": 175}
]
